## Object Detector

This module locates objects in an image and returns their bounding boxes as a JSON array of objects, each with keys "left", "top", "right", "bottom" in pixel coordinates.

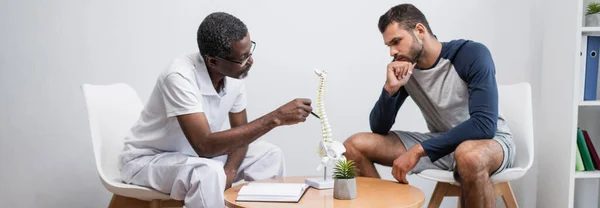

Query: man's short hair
[
  {"left": 197, "top": 12, "right": 248, "bottom": 58},
  {"left": 378, "top": 4, "right": 433, "bottom": 35}
]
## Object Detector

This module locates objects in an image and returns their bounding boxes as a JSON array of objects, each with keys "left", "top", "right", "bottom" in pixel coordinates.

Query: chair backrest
[
  {"left": 498, "top": 83, "right": 534, "bottom": 170},
  {"left": 81, "top": 83, "right": 143, "bottom": 183}
]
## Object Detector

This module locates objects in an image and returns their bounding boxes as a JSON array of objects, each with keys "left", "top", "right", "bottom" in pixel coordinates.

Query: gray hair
[{"left": 197, "top": 12, "right": 248, "bottom": 58}]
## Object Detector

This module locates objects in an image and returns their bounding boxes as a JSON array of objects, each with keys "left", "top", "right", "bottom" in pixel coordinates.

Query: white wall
[
  {"left": 537, "top": 0, "right": 584, "bottom": 207},
  {"left": 0, "top": 0, "right": 542, "bottom": 207}
]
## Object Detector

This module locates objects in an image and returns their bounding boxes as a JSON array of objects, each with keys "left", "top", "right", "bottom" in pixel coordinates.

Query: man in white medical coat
[{"left": 119, "top": 12, "right": 313, "bottom": 208}]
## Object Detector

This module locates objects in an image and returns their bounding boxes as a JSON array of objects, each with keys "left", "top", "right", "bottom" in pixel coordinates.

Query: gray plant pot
[
  {"left": 586, "top": 14, "right": 600, "bottom": 27},
  {"left": 333, "top": 178, "right": 357, "bottom": 200}
]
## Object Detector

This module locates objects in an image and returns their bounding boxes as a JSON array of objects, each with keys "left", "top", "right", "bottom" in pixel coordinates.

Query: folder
[{"left": 585, "top": 36, "right": 600, "bottom": 100}]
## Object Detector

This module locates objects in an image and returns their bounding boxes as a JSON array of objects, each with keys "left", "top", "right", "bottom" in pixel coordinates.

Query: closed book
[
  {"left": 577, "top": 143, "right": 585, "bottom": 171},
  {"left": 236, "top": 182, "right": 309, "bottom": 203},
  {"left": 582, "top": 130, "right": 600, "bottom": 170},
  {"left": 577, "top": 128, "right": 595, "bottom": 171}
]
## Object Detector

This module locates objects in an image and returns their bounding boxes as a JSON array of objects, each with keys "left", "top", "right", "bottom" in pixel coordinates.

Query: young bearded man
[{"left": 343, "top": 4, "right": 515, "bottom": 208}]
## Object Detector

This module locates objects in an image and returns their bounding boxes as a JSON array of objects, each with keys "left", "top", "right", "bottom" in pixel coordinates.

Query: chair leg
[
  {"left": 428, "top": 181, "right": 518, "bottom": 208},
  {"left": 444, "top": 184, "right": 461, "bottom": 208},
  {"left": 150, "top": 200, "right": 161, "bottom": 208},
  {"left": 162, "top": 200, "right": 184, "bottom": 207},
  {"left": 108, "top": 194, "right": 148, "bottom": 208},
  {"left": 108, "top": 195, "right": 125, "bottom": 208},
  {"left": 496, "top": 182, "right": 518, "bottom": 208},
  {"left": 428, "top": 182, "right": 451, "bottom": 208},
  {"left": 107, "top": 194, "right": 184, "bottom": 208}
]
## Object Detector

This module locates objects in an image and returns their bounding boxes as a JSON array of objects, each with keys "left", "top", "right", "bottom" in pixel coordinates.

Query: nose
[
  {"left": 246, "top": 56, "right": 254, "bottom": 66},
  {"left": 389, "top": 47, "right": 398, "bottom": 58}
]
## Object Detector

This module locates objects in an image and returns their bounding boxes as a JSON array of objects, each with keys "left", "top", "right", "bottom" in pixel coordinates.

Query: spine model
[
  {"left": 313, "top": 69, "right": 346, "bottom": 174},
  {"left": 315, "top": 69, "right": 346, "bottom": 172},
  {"left": 317, "top": 70, "right": 332, "bottom": 143}
]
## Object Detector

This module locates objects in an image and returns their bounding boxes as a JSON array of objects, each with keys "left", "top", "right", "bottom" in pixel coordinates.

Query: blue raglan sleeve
[
  {"left": 369, "top": 86, "right": 410, "bottom": 134},
  {"left": 420, "top": 42, "right": 499, "bottom": 162}
]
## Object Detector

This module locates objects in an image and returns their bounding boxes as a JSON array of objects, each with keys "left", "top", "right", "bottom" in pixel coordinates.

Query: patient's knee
[
  {"left": 343, "top": 132, "right": 371, "bottom": 156},
  {"left": 454, "top": 142, "right": 488, "bottom": 181}
]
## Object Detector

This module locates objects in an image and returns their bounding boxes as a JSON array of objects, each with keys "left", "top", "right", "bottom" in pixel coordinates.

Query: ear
[
  {"left": 206, "top": 56, "right": 218, "bottom": 68},
  {"left": 414, "top": 23, "right": 427, "bottom": 40}
]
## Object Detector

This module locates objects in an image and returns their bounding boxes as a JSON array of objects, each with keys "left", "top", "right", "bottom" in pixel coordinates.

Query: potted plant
[
  {"left": 333, "top": 159, "right": 357, "bottom": 200},
  {"left": 586, "top": 2, "right": 600, "bottom": 26}
]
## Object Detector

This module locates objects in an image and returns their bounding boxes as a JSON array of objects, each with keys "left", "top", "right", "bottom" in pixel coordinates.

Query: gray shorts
[{"left": 392, "top": 130, "right": 515, "bottom": 175}]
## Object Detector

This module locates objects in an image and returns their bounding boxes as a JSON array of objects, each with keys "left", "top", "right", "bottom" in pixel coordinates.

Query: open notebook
[{"left": 236, "top": 182, "right": 310, "bottom": 202}]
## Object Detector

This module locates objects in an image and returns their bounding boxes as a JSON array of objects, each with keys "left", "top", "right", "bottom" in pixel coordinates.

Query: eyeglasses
[{"left": 217, "top": 41, "right": 256, "bottom": 66}]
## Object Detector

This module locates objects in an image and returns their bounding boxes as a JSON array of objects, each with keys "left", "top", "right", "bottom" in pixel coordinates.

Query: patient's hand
[
  {"left": 392, "top": 144, "right": 425, "bottom": 184},
  {"left": 384, "top": 61, "right": 415, "bottom": 96}
]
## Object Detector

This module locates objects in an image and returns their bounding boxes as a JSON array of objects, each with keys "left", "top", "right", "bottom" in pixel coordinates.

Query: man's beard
[
  {"left": 236, "top": 65, "right": 252, "bottom": 79},
  {"left": 405, "top": 39, "right": 424, "bottom": 64},
  {"left": 395, "top": 36, "right": 424, "bottom": 64}
]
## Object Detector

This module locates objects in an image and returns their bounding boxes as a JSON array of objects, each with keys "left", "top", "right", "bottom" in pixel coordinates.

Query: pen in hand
[{"left": 310, "top": 111, "right": 320, "bottom": 119}]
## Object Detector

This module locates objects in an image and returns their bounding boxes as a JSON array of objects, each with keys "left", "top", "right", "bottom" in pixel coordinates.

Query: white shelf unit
[
  {"left": 582, "top": 27, "right": 600, "bottom": 35},
  {"left": 579, "top": 101, "right": 600, "bottom": 106},
  {"left": 538, "top": 0, "right": 600, "bottom": 207},
  {"left": 572, "top": 0, "right": 600, "bottom": 207},
  {"left": 575, "top": 170, "right": 600, "bottom": 179}
]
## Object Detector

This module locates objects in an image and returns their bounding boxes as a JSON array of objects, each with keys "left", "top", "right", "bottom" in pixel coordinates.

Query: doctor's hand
[
  {"left": 384, "top": 61, "right": 416, "bottom": 96},
  {"left": 225, "top": 171, "right": 236, "bottom": 189},
  {"left": 392, "top": 144, "right": 425, "bottom": 184},
  {"left": 271, "top": 98, "right": 313, "bottom": 126}
]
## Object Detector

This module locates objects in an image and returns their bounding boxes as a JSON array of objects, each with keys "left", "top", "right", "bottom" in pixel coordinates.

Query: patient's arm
[
  {"left": 419, "top": 42, "right": 498, "bottom": 162},
  {"left": 369, "top": 87, "right": 409, "bottom": 134}
]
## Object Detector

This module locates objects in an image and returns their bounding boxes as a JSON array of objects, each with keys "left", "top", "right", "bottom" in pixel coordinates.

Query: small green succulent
[
  {"left": 587, "top": 2, "right": 600, "bottom": 15},
  {"left": 333, "top": 159, "right": 357, "bottom": 179}
]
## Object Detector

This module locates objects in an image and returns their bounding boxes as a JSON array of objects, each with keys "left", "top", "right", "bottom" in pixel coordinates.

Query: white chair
[
  {"left": 81, "top": 83, "right": 183, "bottom": 208},
  {"left": 418, "top": 83, "right": 534, "bottom": 208}
]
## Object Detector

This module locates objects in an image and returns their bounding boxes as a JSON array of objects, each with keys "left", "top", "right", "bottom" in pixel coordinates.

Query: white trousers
[{"left": 120, "top": 141, "right": 285, "bottom": 208}]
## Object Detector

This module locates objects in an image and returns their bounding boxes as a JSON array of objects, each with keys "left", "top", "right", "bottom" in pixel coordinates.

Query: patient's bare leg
[{"left": 343, "top": 132, "right": 407, "bottom": 178}]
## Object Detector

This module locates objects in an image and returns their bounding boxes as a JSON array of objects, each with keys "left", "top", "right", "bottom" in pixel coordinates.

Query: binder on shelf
[{"left": 585, "top": 36, "right": 600, "bottom": 100}]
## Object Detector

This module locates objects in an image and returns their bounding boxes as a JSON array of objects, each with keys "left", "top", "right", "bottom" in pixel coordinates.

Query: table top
[{"left": 224, "top": 176, "right": 425, "bottom": 208}]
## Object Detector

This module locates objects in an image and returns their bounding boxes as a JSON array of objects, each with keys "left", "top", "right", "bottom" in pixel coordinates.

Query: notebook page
[{"left": 238, "top": 183, "right": 307, "bottom": 197}]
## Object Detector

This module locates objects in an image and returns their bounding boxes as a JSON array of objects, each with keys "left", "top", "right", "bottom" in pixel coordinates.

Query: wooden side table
[{"left": 224, "top": 176, "right": 425, "bottom": 208}]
